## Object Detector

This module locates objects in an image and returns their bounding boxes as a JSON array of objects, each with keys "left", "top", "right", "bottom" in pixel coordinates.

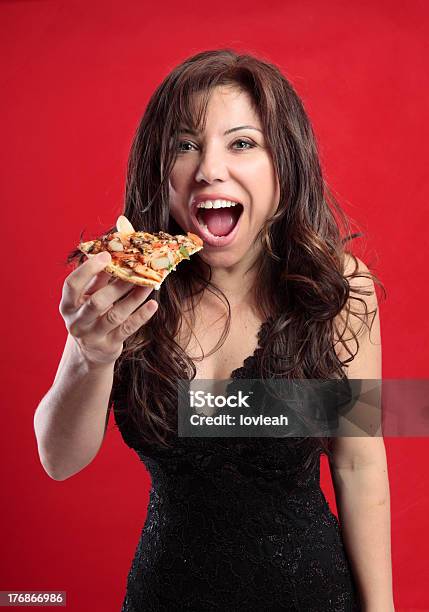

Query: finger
[
  {"left": 109, "top": 298, "right": 159, "bottom": 344},
  {"left": 61, "top": 252, "right": 113, "bottom": 313},
  {"left": 94, "top": 285, "right": 156, "bottom": 335},
  {"left": 83, "top": 270, "right": 114, "bottom": 296},
  {"left": 82, "top": 271, "right": 133, "bottom": 299},
  {"left": 72, "top": 283, "right": 154, "bottom": 334}
]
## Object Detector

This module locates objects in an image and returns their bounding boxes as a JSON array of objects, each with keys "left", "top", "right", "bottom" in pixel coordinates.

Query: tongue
[{"left": 201, "top": 208, "right": 239, "bottom": 237}]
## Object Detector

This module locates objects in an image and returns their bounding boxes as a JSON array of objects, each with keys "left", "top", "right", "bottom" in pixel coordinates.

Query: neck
[{"left": 201, "top": 242, "right": 262, "bottom": 309}]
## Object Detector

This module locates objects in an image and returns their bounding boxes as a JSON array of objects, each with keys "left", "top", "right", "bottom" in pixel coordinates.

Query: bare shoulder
[{"left": 333, "top": 253, "right": 381, "bottom": 373}]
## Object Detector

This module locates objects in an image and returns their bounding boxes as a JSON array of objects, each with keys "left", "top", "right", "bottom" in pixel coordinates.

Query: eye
[
  {"left": 177, "top": 140, "right": 196, "bottom": 152},
  {"left": 176, "top": 139, "right": 256, "bottom": 153},
  {"left": 232, "top": 139, "right": 255, "bottom": 150}
]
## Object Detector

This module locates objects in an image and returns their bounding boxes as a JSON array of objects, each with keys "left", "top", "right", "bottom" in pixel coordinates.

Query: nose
[{"left": 194, "top": 146, "right": 229, "bottom": 184}]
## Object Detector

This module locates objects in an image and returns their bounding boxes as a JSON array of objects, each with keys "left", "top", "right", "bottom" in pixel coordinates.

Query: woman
[{"left": 54, "top": 49, "right": 393, "bottom": 610}]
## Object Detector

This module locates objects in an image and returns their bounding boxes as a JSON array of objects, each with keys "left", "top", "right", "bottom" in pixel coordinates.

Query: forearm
[
  {"left": 34, "top": 334, "right": 115, "bottom": 480},
  {"left": 331, "top": 460, "right": 394, "bottom": 611}
]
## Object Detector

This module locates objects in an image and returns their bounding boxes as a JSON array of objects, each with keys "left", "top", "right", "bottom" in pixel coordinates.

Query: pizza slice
[{"left": 78, "top": 215, "right": 204, "bottom": 290}]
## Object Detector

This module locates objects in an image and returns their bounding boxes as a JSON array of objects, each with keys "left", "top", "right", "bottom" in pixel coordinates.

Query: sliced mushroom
[
  {"left": 107, "top": 239, "right": 124, "bottom": 251},
  {"left": 116, "top": 215, "right": 135, "bottom": 235}
]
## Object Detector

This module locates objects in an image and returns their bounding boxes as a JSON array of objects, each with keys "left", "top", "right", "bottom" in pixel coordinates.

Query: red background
[{"left": 1, "top": 1, "right": 428, "bottom": 610}]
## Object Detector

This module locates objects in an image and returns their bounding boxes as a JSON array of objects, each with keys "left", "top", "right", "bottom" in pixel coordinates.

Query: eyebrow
[{"left": 178, "top": 125, "right": 263, "bottom": 135}]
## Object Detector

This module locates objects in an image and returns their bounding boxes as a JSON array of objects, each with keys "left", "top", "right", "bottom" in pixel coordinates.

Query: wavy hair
[{"left": 66, "top": 48, "right": 386, "bottom": 467}]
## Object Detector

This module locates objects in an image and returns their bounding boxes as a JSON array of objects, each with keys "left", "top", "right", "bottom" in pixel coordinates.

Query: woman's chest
[
  {"left": 174, "top": 302, "right": 346, "bottom": 383},
  {"left": 176, "top": 308, "right": 264, "bottom": 381}
]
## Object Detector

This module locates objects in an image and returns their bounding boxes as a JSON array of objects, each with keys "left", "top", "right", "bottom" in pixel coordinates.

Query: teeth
[
  {"left": 197, "top": 199, "right": 239, "bottom": 209},
  {"left": 196, "top": 210, "right": 209, "bottom": 230}
]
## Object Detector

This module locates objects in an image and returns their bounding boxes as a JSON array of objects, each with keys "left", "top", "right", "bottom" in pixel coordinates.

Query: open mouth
[{"left": 196, "top": 204, "right": 244, "bottom": 238}]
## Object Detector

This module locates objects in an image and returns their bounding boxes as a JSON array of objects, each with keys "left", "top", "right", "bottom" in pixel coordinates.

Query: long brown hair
[{"left": 66, "top": 48, "right": 386, "bottom": 465}]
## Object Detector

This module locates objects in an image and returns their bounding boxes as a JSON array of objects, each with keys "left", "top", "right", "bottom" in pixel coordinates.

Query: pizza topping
[
  {"left": 148, "top": 256, "right": 171, "bottom": 270},
  {"left": 107, "top": 238, "right": 124, "bottom": 251},
  {"left": 117, "top": 215, "right": 135, "bottom": 235},
  {"left": 133, "top": 264, "right": 163, "bottom": 281},
  {"left": 83, "top": 240, "right": 102, "bottom": 254},
  {"left": 158, "top": 231, "right": 174, "bottom": 240},
  {"left": 110, "top": 252, "right": 137, "bottom": 261},
  {"left": 179, "top": 245, "right": 190, "bottom": 260},
  {"left": 77, "top": 215, "right": 203, "bottom": 288}
]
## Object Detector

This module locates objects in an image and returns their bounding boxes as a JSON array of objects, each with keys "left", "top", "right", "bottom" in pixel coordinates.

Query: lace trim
[{"left": 229, "top": 315, "right": 273, "bottom": 379}]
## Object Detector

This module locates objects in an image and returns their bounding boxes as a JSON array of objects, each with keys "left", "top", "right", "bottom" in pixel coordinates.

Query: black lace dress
[{"left": 113, "top": 320, "right": 362, "bottom": 611}]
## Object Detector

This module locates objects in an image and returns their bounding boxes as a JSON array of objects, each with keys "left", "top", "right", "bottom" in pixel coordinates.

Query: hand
[{"left": 59, "top": 251, "right": 158, "bottom": 366}]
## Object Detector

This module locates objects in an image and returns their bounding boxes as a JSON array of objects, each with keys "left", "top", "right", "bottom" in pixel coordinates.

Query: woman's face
[{"left": 168, "top": 85, "right": 280, "bottom": 268}]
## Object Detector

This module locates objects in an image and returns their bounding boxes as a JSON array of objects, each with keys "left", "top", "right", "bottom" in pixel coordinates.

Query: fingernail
[
  {"left": 99, "top": 251, "right": 111, "bottom": 263},
  {"left": 148, "top": 300, "right": 158, "bottom": 312}
]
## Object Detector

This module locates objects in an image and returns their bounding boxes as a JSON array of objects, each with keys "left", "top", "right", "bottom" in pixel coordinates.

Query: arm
[
  {"left": 329, "top": 256, "right": 395, "bottom": 611},
  {"left": 34, "top": 252, "right": 158, "bottom": 481},
  {"left": 33, "top": 333, "right": 115, "bottom": 481}
]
